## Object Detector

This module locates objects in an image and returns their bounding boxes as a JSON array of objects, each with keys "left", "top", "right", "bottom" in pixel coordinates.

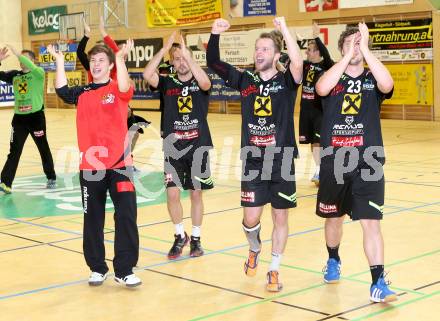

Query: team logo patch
[
  {"left": 101, "top": 93, "right": 115, "bottom": 104},
  {"left": 178, "top": 96, "right": 193, "bottom": 113},
  {"left": 254, "top": 96, "right": 272, "bottom": 116},
  {"left": 342, "top": 94, "right": 362, "bottom": 115},
  {"left": 18, "top": 81, "right": 28, "bottom": 94}
]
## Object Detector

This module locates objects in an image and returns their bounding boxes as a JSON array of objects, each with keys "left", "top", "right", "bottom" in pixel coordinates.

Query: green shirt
[{"left": 0, "top": 55, "right": 45, "bottom": 115}]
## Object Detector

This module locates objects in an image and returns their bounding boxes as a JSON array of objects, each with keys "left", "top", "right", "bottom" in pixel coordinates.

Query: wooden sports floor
[{"left": 0, "top": 108, "right": 439, "bottom": 321}]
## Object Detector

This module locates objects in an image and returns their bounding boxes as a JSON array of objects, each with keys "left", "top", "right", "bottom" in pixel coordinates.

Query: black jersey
[
  {"left": 319, "top": 69, "right": 392, "bottom": 163},
  {"left": 207, "top": 34, "right": 299, "bottom": 157},
  {"left": 230, "top": 69, "right": 299, "bottom": 152},
  {"left": 157, "top": 74, "right": 212, "bottom": 152},
  {"left": 157, "top": 61, "right": 175, "bottom": 136},
  {"left": 301, "top": 37, "right": 334, "bottom": 111}
]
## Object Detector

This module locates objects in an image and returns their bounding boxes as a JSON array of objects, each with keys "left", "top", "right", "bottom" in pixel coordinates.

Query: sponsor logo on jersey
[
  {"left": 178, "top": 95, "right": 193, "bottom": 113},
  {"left": 342, "top": 93, "right": 362, "bottom": 114},
  {"left": 241, "top": 84, "right": 258, "bottom": 97},
  {"left": 174, "top": 117, "right": 199, "bottom": 131},
  {"left": 17, "top": 81, "right": 28, "bottom": 94},
  {"left": 254, "top": 96, "right": 272, "bottom": 116},
  {"left": 306, "top": 69, "right": 315, "bottom": 83},
  {"left": 302, "top": 92, "right": 315, "bottom": 100},
  {"left": 331, "top": 135, "right": 364, "bottom": 147},
  {"left": 332, "top": 117, "right": 364, "bottom": 136},
  {"left": 331, "top": 83, "right": 345, "bottom": 96},
  {"left": 18, "top": 105, "right": 32, "bottom": 112},
  {"left": 363, "top": 79, "right": 375, "bottom": 90},
  {"left": 250, "top": 134, "right": 276, "bottom": 147},
  {"left": 175, "top": 129, "right": 199, "bottom": 140}
]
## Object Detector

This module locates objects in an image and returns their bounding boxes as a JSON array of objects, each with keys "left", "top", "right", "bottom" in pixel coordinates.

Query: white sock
[
  {"left": 315, "top": 165, "right": 320, "bottom": 175},
  {"left": 269, "top": 252, "right": 282, "bottom": 271},
  {"left": 174, "top": 222, "right": 185, "bottom": 238},
  {"left": 192, "top": 225, "right": 201, "bottom": 238}
]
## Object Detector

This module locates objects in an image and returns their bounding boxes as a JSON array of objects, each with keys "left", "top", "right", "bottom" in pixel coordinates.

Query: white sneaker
[
  {"left": 88, "top": 272, "right": 107, "bottom": 286},
  {"left": 114, "top": 273, "right": 142, "bottom": 287}
]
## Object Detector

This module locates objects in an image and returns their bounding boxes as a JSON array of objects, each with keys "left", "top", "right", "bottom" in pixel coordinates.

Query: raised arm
[
  {"left": 315, "top": 33, "right": 358, "bottom": 97},
  {"left": 47, "top": 44, "right": 67, "bottom": 89},
  {"left": 313, "top": 23, "right": 333, "bottom": 69},
  {"left": 206, "top": 18, "right": 242, "bottom": 88},
  {"left": 179, "top": 35, "right": 210, "bottom": 91},
  {"left": 6, "top": 45, "right": 44, "bottom": 79},
  {"left": 358, "top": 22, "right": 393, "bottom": 94},
  {"left": 77, "top": 18, "right": 91, "bottom": 71},
  {"left": 143, "top": 32, "right": 176, "bottom": 88},
  {"left": 100, "top": 16, "right": 119, "bottom": 53},
  {"left": 0, "top": 47, "right": 16, "bottom": 83},
  {"left": 115, "top": 39, "right": 133, "bottom": 93},
  {"left": 0, "top": 47, "right": 9, "bottom": 63},
  {"left": 47, "top": 44, "right": 84, "bottom": 105},
  {"left": 273, "top": 17, "right": 303, "bottom": 84}
]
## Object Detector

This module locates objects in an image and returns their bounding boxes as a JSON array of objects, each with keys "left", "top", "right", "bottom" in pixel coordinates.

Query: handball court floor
[{"left": 0, "top": 108, "right": 439, "bottom": 321}]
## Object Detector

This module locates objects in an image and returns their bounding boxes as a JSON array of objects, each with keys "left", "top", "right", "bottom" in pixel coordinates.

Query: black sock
[
  {"left": 370, "top": 265, "right": 384, "bottom": 285},
  {"left": 326, "top": 244, "right": 340, "bottom": 262}
]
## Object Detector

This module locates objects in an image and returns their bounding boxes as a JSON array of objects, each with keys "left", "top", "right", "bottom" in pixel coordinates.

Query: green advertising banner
[
  {"left": 428, "top": 0, "right": 440, "bottom": 9},
  {"left": 28, "top": 5, "right": 67, "bottom": 35}
]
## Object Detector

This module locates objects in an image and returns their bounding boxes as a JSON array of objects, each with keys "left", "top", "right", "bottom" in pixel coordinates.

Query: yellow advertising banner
[
  {"left": 146, "top": 0, "right": 222, "bottom": 28},
  {"left": 383, "top": 64, "right": 433, "bottom": 106},
  {"left": 47, "top": 71, "right": 82, "bottom": 94}
]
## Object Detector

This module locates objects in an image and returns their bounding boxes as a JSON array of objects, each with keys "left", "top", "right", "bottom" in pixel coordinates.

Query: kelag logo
[
  {"left": 0, "top": 173, "right": 187, "bottom": 219},
  {"left": 28, "top": 6, "right": 67, "bottom": 35}
]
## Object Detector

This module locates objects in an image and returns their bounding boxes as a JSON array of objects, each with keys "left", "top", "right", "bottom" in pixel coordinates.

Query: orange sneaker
[
  {"left": 266, "top": 271, "right": 283, "bottom": 292},
  {"left": 244, "top": 250, "right": 260, "bottom": 277}
]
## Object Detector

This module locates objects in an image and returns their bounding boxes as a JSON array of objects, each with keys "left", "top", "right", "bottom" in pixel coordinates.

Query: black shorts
[
  {"left": 241, "top": 157, "right": 297, "bottom": 209},
  {"left": 316, "top": 162, "right": 384, "bottom": 220},
  {"left": 299, "top": 106, "right": 322, "bottom": 144},
  {"left": 164, "top": 149, "right": 213, "bottom": 190}
]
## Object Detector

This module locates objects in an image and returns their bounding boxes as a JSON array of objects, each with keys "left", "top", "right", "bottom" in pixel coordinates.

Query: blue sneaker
[
  {"left": 323, "top": 258, "right": 341, "bottom": 283},
  {"left": 370, "top": 277, "right": 397, "bottom": 303}
]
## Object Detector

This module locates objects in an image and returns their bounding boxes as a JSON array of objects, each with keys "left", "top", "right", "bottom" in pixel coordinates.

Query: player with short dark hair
[
  {"left": 315, "top": 23, "right": 397, "bottom": 303},
  {"left": 144, "top": 33, "right": 213, "bottom": 260},
  {"left": 0, "top": 45, "right": 56, "bottom": 194},
  {"left": 77, "top": 18, "right": 150, "bottom": 172},
  {"left": 298, "top": 23, "right": 334, "bottom": 185}
]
